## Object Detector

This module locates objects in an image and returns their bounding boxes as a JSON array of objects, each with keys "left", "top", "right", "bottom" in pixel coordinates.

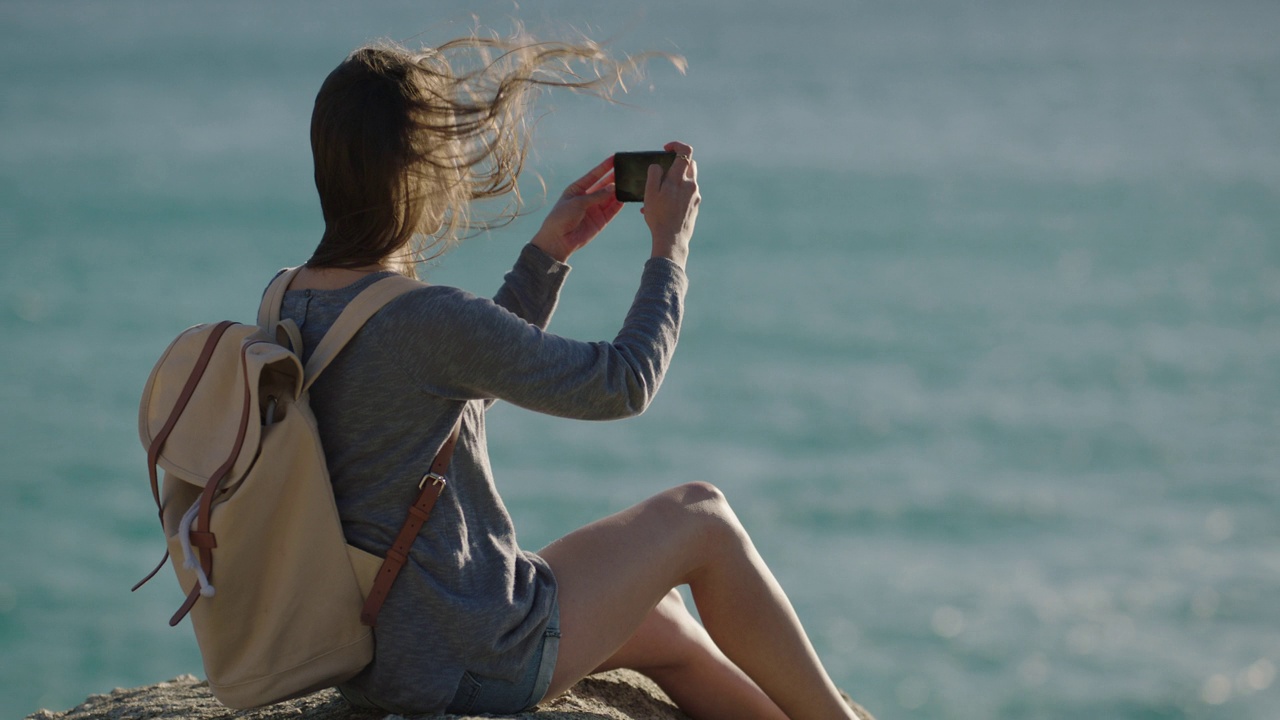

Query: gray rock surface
[{"left": 27, "top": 670, "right": 875, "bottom": 720}]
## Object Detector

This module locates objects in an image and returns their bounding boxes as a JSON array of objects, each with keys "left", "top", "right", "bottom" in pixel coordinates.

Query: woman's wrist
[
  {"left": 650, "top": 234, "right": 688, "bottom": 269},
  {"left": 531, "top": 231, "right": 572, "bottom": 264}
]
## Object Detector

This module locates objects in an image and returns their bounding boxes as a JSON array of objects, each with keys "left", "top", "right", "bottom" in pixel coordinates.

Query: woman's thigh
[{"left": 536, "top": 482, "right": 736, "bottom": 699}]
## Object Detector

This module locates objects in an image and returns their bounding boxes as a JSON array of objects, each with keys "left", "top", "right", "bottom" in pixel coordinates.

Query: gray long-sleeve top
[{"left": 278, "top": 244, "right": 687, "bottom": 713}]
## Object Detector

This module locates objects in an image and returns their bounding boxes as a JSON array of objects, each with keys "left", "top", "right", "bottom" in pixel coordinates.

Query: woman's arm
[
  {"left": 392, "top": 257, "right": 686, "bottom": 420},
  {"left": 491, "top": 243, "right": 571, "bottom": 331},
  {"left": 413, "top": 145, "right": 697, "bottom": 419}
]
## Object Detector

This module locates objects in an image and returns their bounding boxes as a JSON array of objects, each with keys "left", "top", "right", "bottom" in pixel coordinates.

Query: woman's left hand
[{"left": 531, "top": 156, "right": 623, "bottom": 263}]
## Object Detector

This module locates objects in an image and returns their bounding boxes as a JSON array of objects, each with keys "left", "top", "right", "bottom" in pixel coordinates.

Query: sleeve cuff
[
  {"left": 521, "top": 243, "right": 572, "bottom": 276},
  {"left": 641, "top": 255, "right": 689, "bottom": 295}
]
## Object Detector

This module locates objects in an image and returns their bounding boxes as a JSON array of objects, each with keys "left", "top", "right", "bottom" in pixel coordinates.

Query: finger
[
  {"left": 585, "top": 169, "right": 616, "bottom": 196},
  {"left": 667, "top": 154, "right": 694, "bottom": 183},
  {"left": 564, "top": 156, "right": 616, "bottom": 197},
  {"left": 644, "top": 162, "right": 663, "bottom": 200},
  {"left": 581, "top": 183, "right": 618, "bottom": 208},
  {"left": 596, "top": 193, "right": 624, "bottom": 224},
  {"left": 663, "top": 141, "right": 693, "bottom": 160}
]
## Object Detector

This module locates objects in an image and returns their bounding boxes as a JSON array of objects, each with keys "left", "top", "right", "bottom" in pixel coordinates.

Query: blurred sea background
[{"left": 2, "top": 0, "right": 1278, "bottom": 718}]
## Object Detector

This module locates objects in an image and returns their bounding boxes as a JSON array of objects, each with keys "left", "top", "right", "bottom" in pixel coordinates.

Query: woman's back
[{"left": 278, "top": 242, "right": 686, "bottom": 713}]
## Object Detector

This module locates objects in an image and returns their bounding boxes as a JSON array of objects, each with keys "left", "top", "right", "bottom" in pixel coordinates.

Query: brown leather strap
[
  {"left": 146, "top": 321, "right": 237, "bottom": 512},
  {"left": 169, "top": 339, "right": 257, "bottom": 627},
  {"left": 360, "top": 419, "right": 462, "bottom": 627},
  {"left": 131, "top": 551, "right": 170, "bottom": 593},
  {"left": 134, "top": 321, "right": 235, "bottom": 593}
]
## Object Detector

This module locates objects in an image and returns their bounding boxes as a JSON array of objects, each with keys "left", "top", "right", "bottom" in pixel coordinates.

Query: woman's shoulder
[
  {"left": 377, "top": 282, "right": 521, "bottom": 332},
  {"left": 386, "top": 282, "right": 489, "bottom": 312}
]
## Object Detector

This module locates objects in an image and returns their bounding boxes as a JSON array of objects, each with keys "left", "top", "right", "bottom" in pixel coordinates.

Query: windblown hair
[{"left": 307, "top": 29, "right": 684, "bottom": 276}]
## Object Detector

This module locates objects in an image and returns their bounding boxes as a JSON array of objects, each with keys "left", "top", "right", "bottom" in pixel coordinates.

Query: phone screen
[{"left": 614, "top": 151, "right": 677, "bottom": 202}]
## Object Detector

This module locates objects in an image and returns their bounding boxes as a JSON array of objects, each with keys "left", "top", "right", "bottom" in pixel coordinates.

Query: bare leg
[
  {"left": 596, "top": 588, "right": 787, "bottom": 720},
  {"left": 538, "top": 482, "right": 855, "bottom": 720}
]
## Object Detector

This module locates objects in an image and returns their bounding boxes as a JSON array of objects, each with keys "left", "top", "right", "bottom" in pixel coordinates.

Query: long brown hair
[{"left": 307, "top": 28, "right": 684, "bottom": 276}]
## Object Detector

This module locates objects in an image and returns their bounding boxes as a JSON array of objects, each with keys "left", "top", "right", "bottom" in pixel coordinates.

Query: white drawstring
[{"left": 178, "top": 497, "right": 216, "bottom": 598}]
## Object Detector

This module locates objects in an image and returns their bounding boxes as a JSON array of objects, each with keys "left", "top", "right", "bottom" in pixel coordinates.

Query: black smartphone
[{"left": 614, "top": 151, "right": 677, "bottom": 202}]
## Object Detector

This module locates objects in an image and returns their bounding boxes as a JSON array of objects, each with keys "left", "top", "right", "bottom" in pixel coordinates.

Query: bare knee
[
  {"left": 661, "top": 481, "right": 734, "bottom": 515},
  {"left": 651, "top": 482, "right": 747, "bottom": 558},
  {"left": 653, "top": 481, "right": 736, "bottom": 527},
  {"left": 670, "top": 480, "right": 727, "bottom": 506}
]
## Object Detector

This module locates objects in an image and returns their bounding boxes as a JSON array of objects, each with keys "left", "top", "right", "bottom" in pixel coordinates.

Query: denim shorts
[
  {"left": 445, "top": 602, "right": 561, "bottom": 714},
  {"left": 339, "top": 602, "right": 560, "bottom": 715}
]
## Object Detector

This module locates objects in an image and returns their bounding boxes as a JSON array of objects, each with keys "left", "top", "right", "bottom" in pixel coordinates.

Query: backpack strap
[
  {"left": 258, "top": 267, "right": 301, "bottom": 330},
  {"left": 255, "top": 266, "right": 462, "bottom": 629},
  {"left": 301, "top": 274, "right": 423, "bottom": 392},
  {"left": 361, "top": 415, "right": 461, "bottom": 628},
  {"left": 255, "top": 267, "right": 424, "bottom": 393},
  {"left": 307, "top": 275, "right": 462, "bottom": 627}
]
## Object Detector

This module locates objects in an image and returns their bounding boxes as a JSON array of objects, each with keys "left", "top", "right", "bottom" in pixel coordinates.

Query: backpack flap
[{"left": 138, "top": 323, "right": 303, "bottom": 492}]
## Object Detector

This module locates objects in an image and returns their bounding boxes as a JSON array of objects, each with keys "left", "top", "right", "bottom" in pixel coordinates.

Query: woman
[{"left": 282, "top": 34, "right": 861, "bottom": 720}]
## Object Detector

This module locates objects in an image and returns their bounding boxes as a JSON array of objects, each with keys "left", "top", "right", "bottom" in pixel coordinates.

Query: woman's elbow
[
  {"left": 593, "top": 374, "right": 658, "bottom": 420},
  {"left": 580, "top": 346, "right": 665, "bottom": 419}
]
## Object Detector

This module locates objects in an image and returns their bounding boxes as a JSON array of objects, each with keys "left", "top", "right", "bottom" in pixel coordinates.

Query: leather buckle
[{"left": 419, "top": 472, "right": 447, "bottom": 490}]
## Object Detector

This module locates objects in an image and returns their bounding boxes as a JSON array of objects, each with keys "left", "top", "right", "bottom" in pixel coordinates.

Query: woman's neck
[{"left": 287, "top": 264, "right": 398, "bottom": 292}]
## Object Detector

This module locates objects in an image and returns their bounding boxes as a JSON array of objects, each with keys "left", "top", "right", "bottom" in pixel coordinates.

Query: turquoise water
[{"left": 3, "top": 1, "right": 1278, "bottom": 717}]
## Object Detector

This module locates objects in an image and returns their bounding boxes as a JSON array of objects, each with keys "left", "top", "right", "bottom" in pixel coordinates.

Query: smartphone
[{"left": 614, "top": 151, "right": 677, "bottom": 202}]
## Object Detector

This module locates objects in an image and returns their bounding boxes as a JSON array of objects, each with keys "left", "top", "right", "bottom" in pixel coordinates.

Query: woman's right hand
[{"left": 643, "top": 141, "right": 700, "bottom": 268}]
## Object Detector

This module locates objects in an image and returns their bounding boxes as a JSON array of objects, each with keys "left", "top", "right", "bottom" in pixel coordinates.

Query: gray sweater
[{"left": 279, "top": 244, "right": 687, "bottom": 713}]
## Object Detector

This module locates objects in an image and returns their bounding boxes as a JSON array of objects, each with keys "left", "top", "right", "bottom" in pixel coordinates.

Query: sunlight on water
[{"left": 2, "top": 1, "right": 1278, "bottom": 718}]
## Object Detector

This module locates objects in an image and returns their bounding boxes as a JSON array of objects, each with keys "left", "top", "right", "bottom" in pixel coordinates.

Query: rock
[{"left": 26, "top": 670, "right": 875, "bottom": 720}]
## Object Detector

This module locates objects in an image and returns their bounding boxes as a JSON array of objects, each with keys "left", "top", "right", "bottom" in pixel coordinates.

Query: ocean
[{"left": 2, "top": 1, "right": 1277, "bottom": 718}]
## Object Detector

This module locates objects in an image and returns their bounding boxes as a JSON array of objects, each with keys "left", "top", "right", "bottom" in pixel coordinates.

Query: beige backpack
[{"left": 135, "top": 267, "right": 456, "bottom": 708}]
